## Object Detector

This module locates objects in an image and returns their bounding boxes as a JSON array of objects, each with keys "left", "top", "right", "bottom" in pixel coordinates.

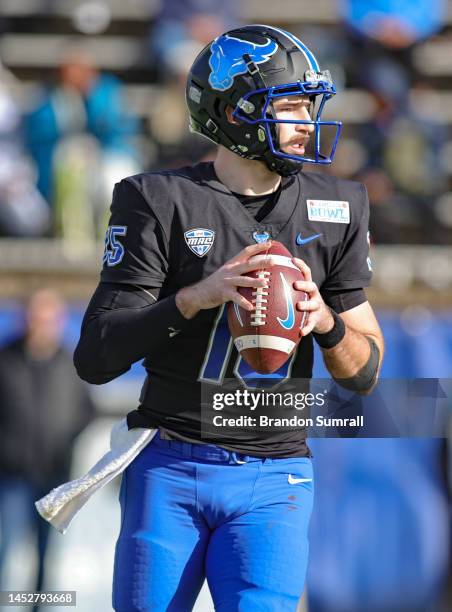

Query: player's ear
[{"left": 225, "top": 106, "right": 240, "bottom": 125}]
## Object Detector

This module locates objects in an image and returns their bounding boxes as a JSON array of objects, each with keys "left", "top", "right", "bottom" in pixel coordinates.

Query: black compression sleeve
[
  {"left": 333, "top": 336, "right": 380, "bottom": 393},
  {"left": 74, "top": 283, "right": 191, "bottom": 384}
]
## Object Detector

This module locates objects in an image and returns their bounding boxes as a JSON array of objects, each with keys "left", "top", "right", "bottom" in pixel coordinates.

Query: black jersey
[{"left": 99, "top": 162, "right": 372, "bottom": 457}]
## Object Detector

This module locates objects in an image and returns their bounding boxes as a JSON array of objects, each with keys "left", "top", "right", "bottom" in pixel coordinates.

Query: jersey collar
[{"left": 201, "top": 162, "right": 300, "bottom": 230}]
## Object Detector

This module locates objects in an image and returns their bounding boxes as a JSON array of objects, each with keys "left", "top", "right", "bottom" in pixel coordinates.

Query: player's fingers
[
  {"left": 225, "top": 275, "right": 268, "bottom": 288},
  {"left": 235, "top": 257, "right": 274, "bottom": 275},
  {"left": 230, "top": 293, "right": 254, "bottom": 311},
  {"left": 296, "top": 299, "right": 320, "bottom": 312},
  {"left": 300, "top": 320, "right": 316, "bottom": 336},
  {"left": 293, "top": 280, "right": 317, "bottom": 294},
  {"left": 292, "top": 257, "right": 312, "bottom": 281},
  {"left": 229, "top": 241, "right": 271, "bottom": 264}
]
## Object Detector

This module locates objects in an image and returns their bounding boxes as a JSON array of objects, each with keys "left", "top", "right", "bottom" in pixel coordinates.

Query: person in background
[
  {"left": 25, "top": 47, "right": 140, "bottom": 242},
  {"left": 0, "top": 288, "right": 95, "bottom": 609},
  {"left": 0, "top": 58, "right": 50, "bottom": 237},
  {"left": 340, "top": 0, "right": 447, "bottom": 244},
  {"left": 148, "top": 0, "right": 241, "bottom": 169}
]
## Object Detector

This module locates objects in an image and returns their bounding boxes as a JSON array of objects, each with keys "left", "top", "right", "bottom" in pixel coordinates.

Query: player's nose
[{"left": 295, "top": 107, "right": 314, "bottom": 134}]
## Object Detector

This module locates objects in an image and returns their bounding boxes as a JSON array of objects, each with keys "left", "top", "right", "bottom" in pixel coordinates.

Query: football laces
[{"left": 250, "top": 270, "right": 270, "bottom": 326}]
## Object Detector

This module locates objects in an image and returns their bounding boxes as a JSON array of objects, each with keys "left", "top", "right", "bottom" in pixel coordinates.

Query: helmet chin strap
[{"left": 262, "top": 150, "right": 303, "bottom": 176}]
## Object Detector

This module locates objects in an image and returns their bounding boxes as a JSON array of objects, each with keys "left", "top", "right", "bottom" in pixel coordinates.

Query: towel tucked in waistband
[{"left": 35, "top": 418, "right": 156, "bottom": 534}]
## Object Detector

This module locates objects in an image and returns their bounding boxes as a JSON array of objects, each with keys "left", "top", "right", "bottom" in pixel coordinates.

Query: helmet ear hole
[{"left": 225, "top": 105, "right": 241, "bottom": 126}]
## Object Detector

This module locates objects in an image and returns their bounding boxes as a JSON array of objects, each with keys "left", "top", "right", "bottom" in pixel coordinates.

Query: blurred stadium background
[{"left": 0, "top": 1, "right": 450, "bottom": 611}]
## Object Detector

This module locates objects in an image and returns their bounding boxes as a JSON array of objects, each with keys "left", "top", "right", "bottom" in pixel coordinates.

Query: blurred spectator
[
  {"left": 0, "top": 289, "right": 95, "bottom": 608},
  {"left": 148, "top": 0, "right": 241, "bottom": 168},
  {"left": 338, "top": 0, "right": 448, "bottom": 244},
  {"left": 341, "top": 0, "right": 445, "bottom": 49},
  {"left": 25, "top": 46, "right": 141, "bottom": 243},
  {"left": 151, "top": 0, "right": 240, "bottom": 81},
  {"left": 0, "top": 60, "right": 50, "bottom": 237}
]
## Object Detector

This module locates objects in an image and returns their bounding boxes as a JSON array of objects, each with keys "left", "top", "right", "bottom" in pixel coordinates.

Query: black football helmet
[{"left": 186, "top": 24, "right": 342, "bottom": 176}]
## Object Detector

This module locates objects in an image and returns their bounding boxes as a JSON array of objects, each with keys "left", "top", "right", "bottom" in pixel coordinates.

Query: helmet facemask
[{"left": 232, "top": 75, "right": 342, "bottom": 173}]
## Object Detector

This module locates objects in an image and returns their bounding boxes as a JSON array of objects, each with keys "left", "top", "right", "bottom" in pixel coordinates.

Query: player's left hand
[{"left": 292, "top": 258, "right": 335, "bottom": 336}]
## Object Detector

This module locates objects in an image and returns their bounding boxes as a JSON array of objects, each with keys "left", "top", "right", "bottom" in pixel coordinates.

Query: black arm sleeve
[{"left": 74, "top": 283, "right": 191, "bottom": 385}]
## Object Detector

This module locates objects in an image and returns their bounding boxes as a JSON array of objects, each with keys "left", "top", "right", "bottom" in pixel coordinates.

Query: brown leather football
[{"left": 227, "top": 241, "right": 308, "bottom": 374}]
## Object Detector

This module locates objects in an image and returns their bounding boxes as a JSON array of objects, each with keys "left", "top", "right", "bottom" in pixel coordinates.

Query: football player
[{"left": 74, "top": 24, "right": 384, "bottom": 612}]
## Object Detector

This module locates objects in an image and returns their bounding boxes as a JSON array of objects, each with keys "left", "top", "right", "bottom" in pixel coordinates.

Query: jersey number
[
  {"left": 199, "top": 305, "right": 296, "bottom": 389},
  {"left": 103, "top": 225, "right": 127, "bottom": 266}
]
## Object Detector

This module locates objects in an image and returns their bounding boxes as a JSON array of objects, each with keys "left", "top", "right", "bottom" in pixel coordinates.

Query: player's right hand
[{"left": 176, "top": 241, "right": 273, "bottom": 319}]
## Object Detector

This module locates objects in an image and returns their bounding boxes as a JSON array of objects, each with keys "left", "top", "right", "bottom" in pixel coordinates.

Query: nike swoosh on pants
[{"left": 288, "top": 475, "right": 313, "bottom": 484}]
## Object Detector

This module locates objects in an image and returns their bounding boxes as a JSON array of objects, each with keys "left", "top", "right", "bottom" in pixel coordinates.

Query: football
[{"left": 227, "top": 241, "right": 308, "bottom": 374}]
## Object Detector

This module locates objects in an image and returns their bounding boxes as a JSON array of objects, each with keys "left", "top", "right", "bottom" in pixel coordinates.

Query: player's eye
[{"left": 274, "top": 102, "right": 298, "bottom": 113}]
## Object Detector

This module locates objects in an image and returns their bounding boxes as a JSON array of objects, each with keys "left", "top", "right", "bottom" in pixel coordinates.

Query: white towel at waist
[{"left": 35, "top": 418, "right": 157, "bottom": 535}]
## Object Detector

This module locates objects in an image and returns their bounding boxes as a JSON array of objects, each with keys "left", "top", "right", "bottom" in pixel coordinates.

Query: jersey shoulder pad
[
  {"left": 124, "top": 163, "right": 210, "bottom": 222},
  {"left": 122, "top": 172, "right": 175, "bottom": 236}
]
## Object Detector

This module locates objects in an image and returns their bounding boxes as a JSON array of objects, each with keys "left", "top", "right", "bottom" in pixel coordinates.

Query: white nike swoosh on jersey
[{"left": 287, "top": 475, "right": 313, "bottom": 485}]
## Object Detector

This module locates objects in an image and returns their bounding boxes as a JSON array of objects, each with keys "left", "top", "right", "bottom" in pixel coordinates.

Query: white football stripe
[
  {"left": 234, "top": 335, "right": 296, "bottom": 354},
  {"left": 248, "top": 254, "right": 298, "bottom": 270},
  {"left": 233, "top": 302, "right": 244, "bottom": 327}
]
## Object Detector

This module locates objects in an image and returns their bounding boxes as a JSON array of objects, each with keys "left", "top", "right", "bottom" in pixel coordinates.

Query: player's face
[{"left": 272, "top": 95, "right": 315, "bottom": 156}]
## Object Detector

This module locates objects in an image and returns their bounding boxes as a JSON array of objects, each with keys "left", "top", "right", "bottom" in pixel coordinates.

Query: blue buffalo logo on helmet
[{"left": 208, "top": 34, "right": 278, "bottom": 91}]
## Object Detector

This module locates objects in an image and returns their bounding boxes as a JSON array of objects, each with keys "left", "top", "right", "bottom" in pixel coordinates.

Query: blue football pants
[{"left": 112, "top": 431, "right": 314, "bottom": 611}]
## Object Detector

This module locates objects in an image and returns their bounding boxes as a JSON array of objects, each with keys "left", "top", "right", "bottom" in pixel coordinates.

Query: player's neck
[{"left": 214, "top": 147, "right": 281, "bottom": 196}]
